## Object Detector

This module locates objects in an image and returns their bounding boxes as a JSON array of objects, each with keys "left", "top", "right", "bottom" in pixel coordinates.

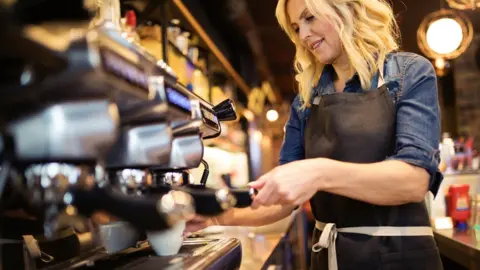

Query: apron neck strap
[{"left": 377, "top": 61, "right": 385, "bottom": 87}]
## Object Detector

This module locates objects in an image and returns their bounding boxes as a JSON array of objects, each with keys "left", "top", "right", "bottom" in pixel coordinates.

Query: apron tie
[
  {"left": 313, "top": 220, "right": 434, "bottom": 270},
  {"left": 312, "top": 222, "right": 338, "bottom": 270}
]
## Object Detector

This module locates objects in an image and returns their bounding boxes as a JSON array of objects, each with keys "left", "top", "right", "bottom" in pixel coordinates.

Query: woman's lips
[{"left": 310, "top": 39, "right": 324, "bottom": 51}]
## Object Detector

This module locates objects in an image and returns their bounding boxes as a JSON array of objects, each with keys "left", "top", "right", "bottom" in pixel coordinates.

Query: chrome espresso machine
[{"left": 0, "top": 1, "right": 253, "bottom": 269}]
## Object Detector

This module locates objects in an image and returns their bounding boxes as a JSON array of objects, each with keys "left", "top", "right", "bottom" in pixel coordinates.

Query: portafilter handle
[
  {"left": 212, "top": 99, "right": 237, "bottom": 122},
  {"left": 68, "top": 186, "right": 195, "bottom": 231}
]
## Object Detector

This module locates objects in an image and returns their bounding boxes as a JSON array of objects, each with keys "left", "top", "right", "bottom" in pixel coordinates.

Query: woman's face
[{"left": 287, "top": 0, "right": 343, "bottom": 65}]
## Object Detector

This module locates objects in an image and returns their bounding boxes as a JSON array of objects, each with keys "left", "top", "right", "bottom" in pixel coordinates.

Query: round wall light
[
  {"left": 417, "top": 9, "right": 473, "bottom": 60},
  {"left": 426, "top": 18, "right": 463, "bottom": 55},
  {"left": 446, "top": 0, "right": 480, "bottom": 10}
]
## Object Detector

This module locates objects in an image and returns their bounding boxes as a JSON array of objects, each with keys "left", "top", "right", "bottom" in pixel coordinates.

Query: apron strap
[
  {"left": 312, "top": 221, "right": 433, "bottom": 270},
  {"left": 312, "top": 223, "right": 338, "bottom": 270},
  {"left": 377, "top": 60, "right": 385, "bottom": 88},
  {"left": 313, "top": 60, "right": 386, "bottom": 105}
]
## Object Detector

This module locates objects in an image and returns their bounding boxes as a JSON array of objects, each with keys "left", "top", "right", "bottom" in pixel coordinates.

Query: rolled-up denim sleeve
[
  {"left": 279, "top": 96, "right": 305, "bottom": 165},
  {"left": 387, "top": 55, "right": 443, "bottom": 196}
]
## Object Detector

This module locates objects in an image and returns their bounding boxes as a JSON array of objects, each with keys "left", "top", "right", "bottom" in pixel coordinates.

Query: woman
[{"left": 186, "top": 0, "right": 444, "bottom": 269}]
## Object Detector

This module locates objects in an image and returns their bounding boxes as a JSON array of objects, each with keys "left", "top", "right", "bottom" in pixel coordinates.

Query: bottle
[
  {"left": 446, "top": 184, "right": 471, "bottom": 231},
  {"left": 440, "top": 132, "right": 455, "bottom": 173},
  {"left": 123, "top": 10, "right": 140, "bottom": 43}
]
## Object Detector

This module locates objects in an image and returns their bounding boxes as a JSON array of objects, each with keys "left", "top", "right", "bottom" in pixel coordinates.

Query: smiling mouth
[{"left": 310, "top": 39, "right": 324, "bottom": 51}]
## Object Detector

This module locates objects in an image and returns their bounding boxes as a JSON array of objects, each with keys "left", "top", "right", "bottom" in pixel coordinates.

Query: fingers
[
  {"left": 248, "top": 177, "right": 266, "bottom": 189},
  {"left": 251, "top": 179, "right": 276, "bottom": 209}
]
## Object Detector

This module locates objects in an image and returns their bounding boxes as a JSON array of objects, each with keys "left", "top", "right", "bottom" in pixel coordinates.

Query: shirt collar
[{"left": 313, "top": 64, "right": 381, "bottom": 96}]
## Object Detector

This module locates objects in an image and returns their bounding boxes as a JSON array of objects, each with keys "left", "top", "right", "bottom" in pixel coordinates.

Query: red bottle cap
[{"left": 125, "top": 10, "right": 137, "bottom": 28}]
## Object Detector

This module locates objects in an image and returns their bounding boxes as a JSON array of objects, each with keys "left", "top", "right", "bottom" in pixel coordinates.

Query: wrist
[
  {"left": 313, "top": 158, "right": 336, "bottom": 191},
  {"left": 208, "top": 216, "right": 220, "bottom": 226},
  {"left": 213, "top": 208, "right": 235, "bottom": 226}
]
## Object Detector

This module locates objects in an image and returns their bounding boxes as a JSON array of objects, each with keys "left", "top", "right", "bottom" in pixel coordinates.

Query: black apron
[{"left": 304, "top": 80, "right": 443, "bottom": 270}]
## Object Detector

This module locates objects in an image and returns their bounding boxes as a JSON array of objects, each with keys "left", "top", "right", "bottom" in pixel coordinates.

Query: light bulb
[
  {"left": 266, "top": 110, "right": 279, "bottom": 122},
  {"left": 426, "top": 18, "right": 463, "bottom": 55},
  {"left": 435, "top": 58, "right": 446, "bottom": 70}
]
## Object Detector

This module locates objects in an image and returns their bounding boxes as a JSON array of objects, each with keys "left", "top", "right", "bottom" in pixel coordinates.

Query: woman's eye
[
  {"left": 294, "top": 28, "right": 299, "bottom": 33},
  {"left": 306, "top": 15, "right": 315, "bottom": 22}
]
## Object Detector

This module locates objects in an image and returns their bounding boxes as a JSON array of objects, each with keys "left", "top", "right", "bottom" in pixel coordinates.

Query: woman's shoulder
[
  {"left": 386, "top": 51, "right": 434, "bottom": 75},
  {"left": 386, "top": 51, "right": 437, "bottom": 101}
]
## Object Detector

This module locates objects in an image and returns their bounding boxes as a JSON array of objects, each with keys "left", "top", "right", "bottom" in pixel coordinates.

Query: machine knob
[{"left": 212, "top": 99, "right": 237, "bottom": 122}]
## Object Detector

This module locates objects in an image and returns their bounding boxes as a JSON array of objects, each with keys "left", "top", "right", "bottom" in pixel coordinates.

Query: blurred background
[{"left": 2, "top": 0, "right": 480, "bottom": 269}]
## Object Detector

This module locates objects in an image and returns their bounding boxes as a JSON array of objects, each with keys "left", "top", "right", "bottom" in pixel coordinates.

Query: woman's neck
[{"left": 332, "top": 53, "right": 354, "bottom": 92}]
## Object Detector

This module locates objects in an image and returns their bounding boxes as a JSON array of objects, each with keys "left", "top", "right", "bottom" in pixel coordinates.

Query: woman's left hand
[{"left": 249, "top": 158, "right": 328, "bottom": 209}]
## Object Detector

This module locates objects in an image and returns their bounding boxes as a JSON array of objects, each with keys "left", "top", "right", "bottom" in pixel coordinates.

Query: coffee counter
[
  {"left": 61, "top": 210, "right": 304, "bottom": 270},
  {"left": 434, "top": 228, "right": 480, "bottom": 269},
  {"left": 210, "top": 228, "right": 287, "bottom": 270},
  {"left": 202, "top": 210, "right": 304, "bottom": 270}
]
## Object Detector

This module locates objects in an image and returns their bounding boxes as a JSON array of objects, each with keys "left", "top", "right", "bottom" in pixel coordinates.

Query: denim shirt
[{"left": 279, "top": 52, "right": 443, "bottom": 196}]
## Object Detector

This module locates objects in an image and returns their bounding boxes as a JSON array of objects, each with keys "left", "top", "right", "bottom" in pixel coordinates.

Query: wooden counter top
[
  {"left": 434, "top": 228, "right": 480, "bottom": 269},
  {"left": 202, "top": 211, "right": 298, "bottom": 270}
]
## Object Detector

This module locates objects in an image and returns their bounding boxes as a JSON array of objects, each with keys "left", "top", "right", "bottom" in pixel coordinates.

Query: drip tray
[{"left": 76, "top": 238, "right": 242, "bottom": 270}]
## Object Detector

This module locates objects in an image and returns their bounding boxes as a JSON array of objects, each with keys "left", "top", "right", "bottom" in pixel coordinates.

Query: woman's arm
[
  {"left": 185, "top": 204, "right": 296, "bottom": 233},
  {"left": 314, "top": 159, "right": 429, "bottom": 205},
  {"left": 250, "top": 158, "right": 428, "bottom": 207},
  {"left": 218, "top": 204, "right": 297, "bottom": 226}
]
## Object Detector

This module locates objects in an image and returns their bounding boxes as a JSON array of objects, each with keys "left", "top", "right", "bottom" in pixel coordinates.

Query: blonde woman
[{"left": 186, "top": 0, "right": 443, "bottom": 269}]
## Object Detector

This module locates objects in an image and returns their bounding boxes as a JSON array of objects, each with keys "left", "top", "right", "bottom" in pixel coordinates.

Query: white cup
[{"left": 146, "top": 220, "right": 186, "bottom": 256}]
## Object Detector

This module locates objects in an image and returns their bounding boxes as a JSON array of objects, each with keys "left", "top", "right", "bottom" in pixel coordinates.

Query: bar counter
[
  {"left": 62, "top": 211, "right": 302, "bottom": 270},
  {"left": 434, "top": 228, "right": 480, "bottom": 269},
  {"left": 202, "top": 210, "right": 302, "bottom": 269}
]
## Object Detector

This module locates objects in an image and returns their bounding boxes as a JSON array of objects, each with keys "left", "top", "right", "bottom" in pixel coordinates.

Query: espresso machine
[
  {"left": 0, "top": 1, "right": 253, "bottom": 269},
  {"left": 0, "top": 2, "right": 195, "bottom": 269}
]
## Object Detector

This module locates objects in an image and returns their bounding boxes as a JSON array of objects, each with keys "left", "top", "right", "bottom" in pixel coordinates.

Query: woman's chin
[{"left": 314, "top": 53, "right": 336, "bottom": 65}]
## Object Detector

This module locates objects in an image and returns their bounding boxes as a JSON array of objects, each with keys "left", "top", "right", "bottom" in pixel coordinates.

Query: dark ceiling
[{"left": 244, "top": 0, "right": 480, "bottom": 101}]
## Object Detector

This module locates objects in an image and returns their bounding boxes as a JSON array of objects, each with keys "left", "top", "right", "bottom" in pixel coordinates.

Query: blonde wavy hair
[{"left": 276, "top": 0, "right": 400, "bottom": 108}]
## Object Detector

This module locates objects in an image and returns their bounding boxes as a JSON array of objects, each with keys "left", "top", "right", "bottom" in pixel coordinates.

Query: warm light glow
[
  {"left": 243, "top": 110, "right": 255, "bottom": 121},
  {"left": 435, "top": 58, "right": 446, "bottom": 70},
  {"left": 65, "top": 205, "right": 77, "bottom": 216},
  {"left": 417, "top": 9, "right": 473, "bottom": 60},
  {"left": 252, "top": 130, "right": 263, "bottom": 143},
  {"left": 426, "top": 18, "right": 463, "bottom": 55},
  {"left": 262, "top": 136, "right": 272, "bottom": 147},
  {"left": 446, "top": 0, "right": 480, "bottom": 11},
  {"left": 266, "top": 110, "right": 279, "bottom": 122}
]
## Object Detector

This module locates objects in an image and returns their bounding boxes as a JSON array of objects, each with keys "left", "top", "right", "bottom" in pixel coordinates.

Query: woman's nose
[{"left": 298, "top": 25, "right": 311, "bottom": 45}]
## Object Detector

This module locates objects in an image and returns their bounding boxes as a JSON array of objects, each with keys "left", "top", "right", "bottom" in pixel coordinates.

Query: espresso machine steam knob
[{"left": 215, "top": 188, "right": 237, "bottom": 210}]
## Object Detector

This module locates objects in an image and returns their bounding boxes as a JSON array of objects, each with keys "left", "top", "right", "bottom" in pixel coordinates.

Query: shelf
[
  {"left": 129, "top": 0, "right": 252, "bottom": 95},
  {"left": 171, "top": 0, "right": 251, "bottom": 96},
  {"left": 167, "top": 39, "right": 208, "bottom": 76}
]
